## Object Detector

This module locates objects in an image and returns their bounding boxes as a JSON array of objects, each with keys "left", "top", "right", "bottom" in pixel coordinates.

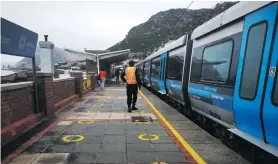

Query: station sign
[{"left": 1, "top": 17, "right": 38, "bottom": 58}]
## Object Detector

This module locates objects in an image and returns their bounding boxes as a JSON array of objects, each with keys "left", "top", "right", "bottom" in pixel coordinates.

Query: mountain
[{"left": 108, "top": 2, "right": 237, "bottom": 55}]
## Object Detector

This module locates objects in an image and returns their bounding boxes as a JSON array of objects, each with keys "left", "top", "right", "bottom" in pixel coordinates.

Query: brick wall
[
  {"left": 1, "top": 73, "right": 80, "bottom": 147},
  {"left": 53, "top": 78, "right": 75, "bottom": 104},
  {"left": 1, "top": 82, "right": 34, "bottom": 129}
]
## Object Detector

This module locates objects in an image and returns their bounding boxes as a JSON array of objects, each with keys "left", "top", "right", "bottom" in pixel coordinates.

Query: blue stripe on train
[{"left": 188, "top": 86, "right": 233, "bottom": 112}]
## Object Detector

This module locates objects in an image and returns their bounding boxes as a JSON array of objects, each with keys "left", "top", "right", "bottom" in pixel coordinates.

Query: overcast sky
[{"left": 1, "top": 0, "right": 218, "bottom": 65}]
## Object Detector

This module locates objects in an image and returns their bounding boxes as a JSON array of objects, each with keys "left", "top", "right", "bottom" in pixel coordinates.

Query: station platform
[{"left": 2, "top": 84, "right": 249, "bottom": 164}]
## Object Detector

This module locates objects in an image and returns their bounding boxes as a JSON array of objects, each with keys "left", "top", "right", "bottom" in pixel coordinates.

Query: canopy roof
[{"left": 65, "top": 48, "right": 130, "bottom": 65}]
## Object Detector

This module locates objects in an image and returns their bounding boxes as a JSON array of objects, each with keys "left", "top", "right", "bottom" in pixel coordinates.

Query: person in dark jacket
[
  {"left": 121, "top": 60, "right": 141, "bottom": 112},
  {"left": 115, "top": 69, "right": 120, "bottom": 83}
]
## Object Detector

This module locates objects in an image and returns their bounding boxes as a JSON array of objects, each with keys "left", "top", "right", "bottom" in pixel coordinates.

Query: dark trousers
[{"left": 126, "top": 84, "right": 138, "bottom": 108}]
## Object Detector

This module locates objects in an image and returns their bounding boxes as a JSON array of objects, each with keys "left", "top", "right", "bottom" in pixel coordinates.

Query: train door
[
  {"left": 150, "top": 56, "right": 161, "bottom": 91},
  {"left": 263, "top": 21, "right": 278, "bottom": 147},
  {"left": 233, "top": 3, "right": 278, "bottom": 143},
  {"left": 166, "top": 47, "right": 185, "bottom": 104},
  {"left": 159, "top": 53, "right": 167, "bottom": 94},
  {"left": 143, "top": 61, "right": 150, "bottom": 86}
]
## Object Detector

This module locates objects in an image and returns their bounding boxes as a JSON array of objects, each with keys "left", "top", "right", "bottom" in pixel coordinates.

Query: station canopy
[{"left": 65, "top": 48, "right": 130, "bottom": 65}]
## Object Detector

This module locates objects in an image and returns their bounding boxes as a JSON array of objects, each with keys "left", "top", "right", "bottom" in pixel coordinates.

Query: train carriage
[
  {"left": 136, "top": 1, "right": 278, "bottom": 159},
  {"left": 189, "top": 1, "right": 278, "bottom": 156}
]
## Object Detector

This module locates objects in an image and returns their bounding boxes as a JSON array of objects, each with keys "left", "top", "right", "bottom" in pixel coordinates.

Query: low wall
[
  {"left": 1, "top": 82, "right": 45, "bottom": 146},
  {"left": 53, "top": 77, "right": 75, "bottom": 104},
  {"left": 1, "top": 82, "right": 34, "bottom": 129},
  {"left": 1, "top": 72, "right": 84, "bottom": 147}
]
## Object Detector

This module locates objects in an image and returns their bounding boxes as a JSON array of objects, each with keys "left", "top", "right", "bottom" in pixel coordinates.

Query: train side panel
[
  {"left": 165, "top": 46, "right": 186, "bottom": 104},
  {"left": 189, "top": 21, "right": 243, "bottom": 126}
]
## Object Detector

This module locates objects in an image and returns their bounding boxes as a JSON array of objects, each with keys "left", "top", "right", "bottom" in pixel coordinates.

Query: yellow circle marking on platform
[
  {"left": 152, "top": 162, "right": 168, "bottom": 164},
  {"left": 100, "top": 104, "right": 104, "bottom": 107},
  {"left": 78, "top": 120, "right": 94, "bottom": 124},
  {"left": 132, "top": 110, "right": 145, "bottom": 113},
  {"left": 138, "top": 134, "right": 159, "bottom": 141},
  {"left": 87, "top": 110, "right": 100, "bottom": 113},
  {"left": 135, "top": 120, "right": 150, "bottom": 124},
  {"left": 62, "top": 135, "right": 84, "bottom": 142}
]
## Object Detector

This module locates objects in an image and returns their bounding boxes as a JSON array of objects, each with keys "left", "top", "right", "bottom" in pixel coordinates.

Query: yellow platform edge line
[{"left": 139, "top": 90, "right": 206, "bottom": 164}]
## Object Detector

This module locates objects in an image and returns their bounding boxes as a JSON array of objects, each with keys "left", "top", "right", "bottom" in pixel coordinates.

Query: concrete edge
[
  {"left": 1, "top": 82, "right": 33, "bottom": 92},
  {"left": 53, "top": 77, "right": 75, "bottom": 83}
]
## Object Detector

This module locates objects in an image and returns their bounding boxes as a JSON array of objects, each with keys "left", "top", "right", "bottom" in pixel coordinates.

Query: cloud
[{"left": 1, "top": 1, "right": 217, "bottom": 64}]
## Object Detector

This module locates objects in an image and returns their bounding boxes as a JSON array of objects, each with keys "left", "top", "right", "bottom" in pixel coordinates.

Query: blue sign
[{"left": 1, "top": 17, "right": 38, "bottom": 58}]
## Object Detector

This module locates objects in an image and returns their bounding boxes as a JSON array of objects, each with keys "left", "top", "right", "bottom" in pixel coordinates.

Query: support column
[
  {"left": 70, "top": 71, "right": 83, "bottom": 98},
  {"left": 27, "top": 72, "right": 55, "bottom": 118},
  {"left": 97, "top": 56, "right": 100, "bottom": 74},
  {"left": 39, "top": 35, "right": 55, "bottom": 74}
]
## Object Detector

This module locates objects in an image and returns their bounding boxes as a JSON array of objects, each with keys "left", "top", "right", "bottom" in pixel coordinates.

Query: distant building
[{"left": 1, "top": 70, "right": 16, "bottom": 83}]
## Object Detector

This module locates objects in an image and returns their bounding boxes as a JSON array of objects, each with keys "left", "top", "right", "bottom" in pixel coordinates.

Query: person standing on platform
[
  {"left": 115, "top": 69, "right": 120, "bottom": 83},
  {"left": 121, "top": 60, "right": 141, "bottom": 112},
  {"left": 99, "top": 68, "right": 107, "bottom": 90}
]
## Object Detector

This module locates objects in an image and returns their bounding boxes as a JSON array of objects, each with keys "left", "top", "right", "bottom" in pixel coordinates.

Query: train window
[
  {"left": 190, "top": 49, "right": 203, "bottom": 82},
  {"left": 240, "top": 22, "right": 267, "bottom": 100},
  {"left": 140, "top": 64, "right": 144, "bottom": 79},
  {"left": 201, "top": 40, "right": 233, "bottom": 83},
  {"left": 272, "top": 69, "right": 278, "bottom": 106},
  {"left": 167, "top": 47, "right": 185, "bottom": 81},
  {"left": 151, "top": 57, "right": 160, "bottom": 78},
  {"left": 144, "top": 62, "right": 149, "bottom": 79}
]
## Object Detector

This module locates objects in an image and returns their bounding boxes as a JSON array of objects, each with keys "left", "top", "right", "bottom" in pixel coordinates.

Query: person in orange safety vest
[
  {"left": 121, "top": 60, "right": 141, "bottom": 112},
  {"left": 99, "top": 68, "right": 107, "bottom": 90}
]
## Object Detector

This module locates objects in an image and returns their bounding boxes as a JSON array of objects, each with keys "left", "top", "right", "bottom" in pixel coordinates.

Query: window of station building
[
  {"left": 151, "top": 57, "right": 160, "bottom": 78},
  {"left": 201, "top": 40, "right": 233, "bottom": 83},
  {"left": 167, "top": 47, "right": 185, "bottom": 81},
  {"left": 272, "top": 69, "right": 278, "bottom": 106},
  {"left": 240, "top": 22, "right": 267, "bottom": 100}
]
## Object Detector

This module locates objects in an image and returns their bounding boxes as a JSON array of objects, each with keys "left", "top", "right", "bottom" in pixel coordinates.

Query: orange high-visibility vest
[
  {"left": 125, "top": 67, "right": 137, "bottom": 84},
  {"left": 99, "top": 71, "right": 107, "bottom": 79}
]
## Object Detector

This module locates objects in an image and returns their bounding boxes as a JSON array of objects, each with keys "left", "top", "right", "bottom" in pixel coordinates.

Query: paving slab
[
  {"left": 31, "top": 153, "right": 69, "bottom": 164},
  {"left": 156, "top": 152, "right": 188, "bottom": 163},
  {"left": 96, "top": 152, "right": 127, "bottom": 163},
  {"left": 127, "top": 143, "right": 154, "bottom": 152},
  {"left": 152, "top": 143, "right": 181, "bottom": 152},
  {"left": 66, "top": 152, "right": 97, "bottom": 163},
  {"left": 99, "top": 143, "right": 126, "bottom": 152},
  {"left": 127, "top": 152, "right": 158, "bottom": 163},
  {"left": 72, "top": 143, "right": 101, "bottom": 152},
  {"left": 9, "top": 153, "right": 39, "bottom": 164}
]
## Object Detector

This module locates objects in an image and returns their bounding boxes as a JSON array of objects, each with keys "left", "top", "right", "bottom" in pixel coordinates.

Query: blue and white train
[{"left": 136, "top": 1, "right": 278, "bottom": 161}]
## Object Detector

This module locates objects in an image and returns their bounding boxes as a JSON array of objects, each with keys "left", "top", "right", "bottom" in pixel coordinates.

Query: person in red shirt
[{"left": 99, "top": 68, "right": 107, "bottom": 90}]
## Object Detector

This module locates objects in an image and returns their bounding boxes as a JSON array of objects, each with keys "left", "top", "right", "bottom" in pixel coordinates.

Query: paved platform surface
[
  {"left": 4, "top": 86, "right": 189, "bottom": 164},
  {"left": 3, "top": 85, "right": 249, "bottom": 164},
  {"left": 140, "top": 87, "right": 249, "bottom": 164}
]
